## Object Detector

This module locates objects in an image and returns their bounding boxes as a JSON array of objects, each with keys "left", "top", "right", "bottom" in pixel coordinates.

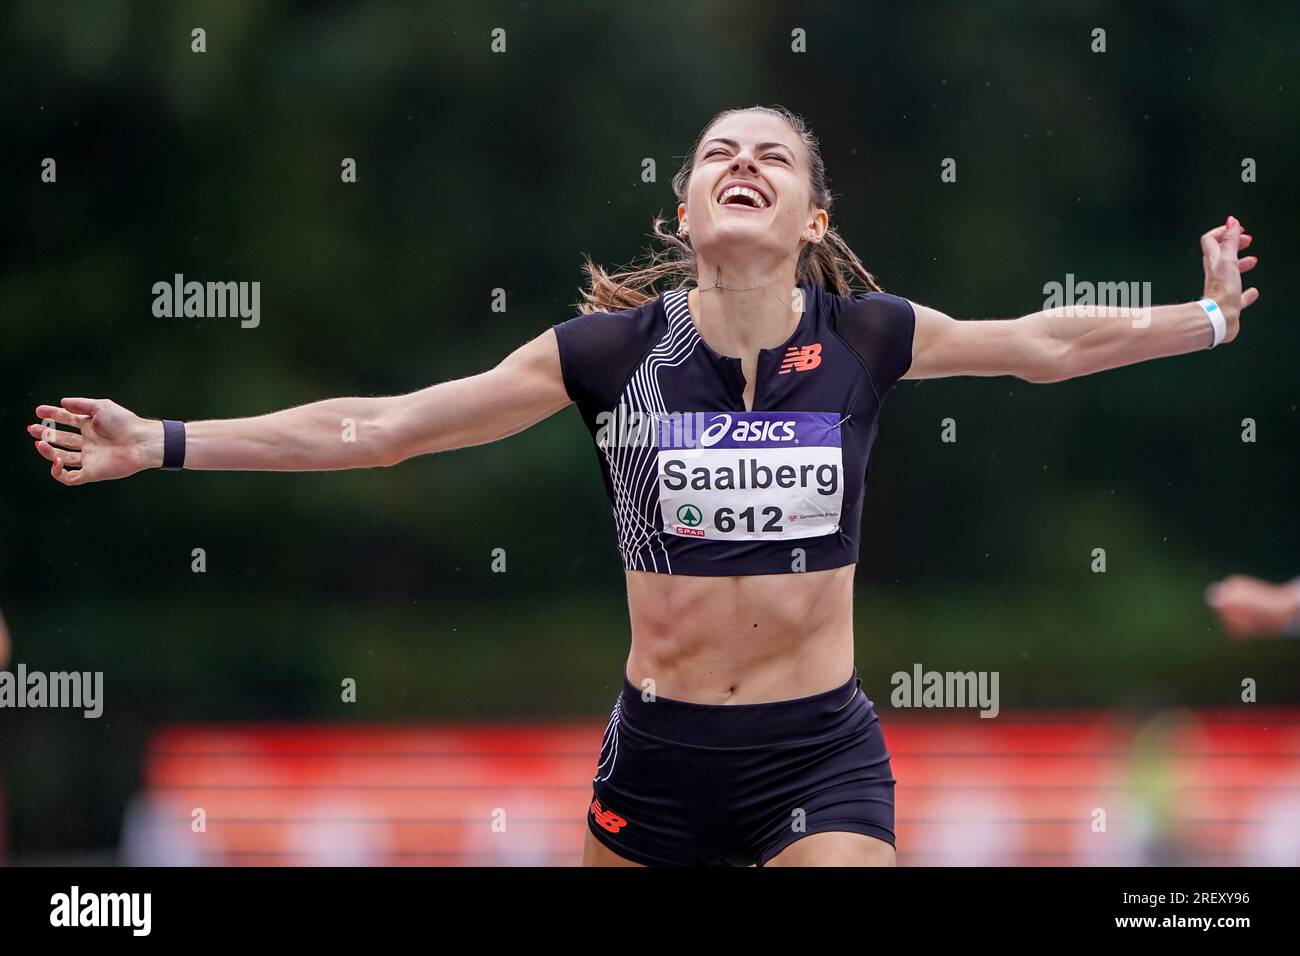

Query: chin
[{"left": 700, "top": 221, "right": 784, "bottom": 251}]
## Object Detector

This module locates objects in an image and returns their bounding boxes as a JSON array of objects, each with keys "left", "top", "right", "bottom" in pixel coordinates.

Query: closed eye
[{"left": 703, "top": 147, "right": 789, "bottom": 164}]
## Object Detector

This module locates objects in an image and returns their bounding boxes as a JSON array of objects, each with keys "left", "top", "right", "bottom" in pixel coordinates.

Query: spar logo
[
  {"left": 674, "top": 503, "right": 705, "bottom": 537},
  {"left": 697, "top": 413, "right": 798, "bottom": 447}
]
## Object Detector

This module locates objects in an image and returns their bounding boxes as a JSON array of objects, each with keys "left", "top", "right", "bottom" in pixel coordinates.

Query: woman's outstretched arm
[
  {"left": 904, "top": 217, "right": 1260, "bottom": 382},
  {"left": 28, "top": 328, "right": 571, "bottom": 486}
]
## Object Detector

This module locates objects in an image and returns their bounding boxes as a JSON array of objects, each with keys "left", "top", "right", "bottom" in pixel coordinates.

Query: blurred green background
[{"left": 1, "top": 1, "right": 1297, "bottom": 857}]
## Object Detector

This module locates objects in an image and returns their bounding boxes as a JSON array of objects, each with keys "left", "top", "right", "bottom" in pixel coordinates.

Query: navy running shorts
[{"left": 586, "top": 668, "right": 896, "bottom": 866}]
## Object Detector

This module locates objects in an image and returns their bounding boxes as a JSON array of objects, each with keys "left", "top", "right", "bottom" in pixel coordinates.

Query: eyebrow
[{"left": 701, "top": 138, "right": 795, "bottom": 157}]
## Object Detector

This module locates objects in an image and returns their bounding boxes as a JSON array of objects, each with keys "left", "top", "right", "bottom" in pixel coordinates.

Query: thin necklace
[
  {"left": 701, "top": 265, "right": 768, "bottom": 292},
  {"left": 690, "top": 269, "right": 805, "bottom": 357},
  {"left": 695, "top": 266, "right": 803, "bottom": 312}
]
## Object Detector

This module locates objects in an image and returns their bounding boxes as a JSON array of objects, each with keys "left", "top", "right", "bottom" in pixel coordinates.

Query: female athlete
[{"left": 27, "top": 105, "right": 1259, "bottom": 867}]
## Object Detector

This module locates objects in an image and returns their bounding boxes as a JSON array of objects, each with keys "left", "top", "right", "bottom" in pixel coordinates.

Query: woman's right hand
[
  {"left": 25, "top": 328, "right": 572, "bottom": 482},
  {"left": 27, "top": 397, "right": 162, "bottom": 486}
]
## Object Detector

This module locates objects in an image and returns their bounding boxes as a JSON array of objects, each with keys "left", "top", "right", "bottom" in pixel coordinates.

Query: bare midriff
[{"left": 623, "top": 564, "right": 856, "bottom": 704}]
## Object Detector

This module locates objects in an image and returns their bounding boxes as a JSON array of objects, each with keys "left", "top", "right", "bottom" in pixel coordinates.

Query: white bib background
[{"left": 656, "top": 411, "right": 845, "bottom": 542}]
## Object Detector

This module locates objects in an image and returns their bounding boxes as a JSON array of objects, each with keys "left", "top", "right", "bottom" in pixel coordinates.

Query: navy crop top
[{"left": 552, "top": 281, "right": 915, "bottom": 576}]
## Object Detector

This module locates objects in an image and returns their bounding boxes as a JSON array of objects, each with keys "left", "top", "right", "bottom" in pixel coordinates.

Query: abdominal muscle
[{"left": 622, "top": 564, "right": 857, "bottom": 704}]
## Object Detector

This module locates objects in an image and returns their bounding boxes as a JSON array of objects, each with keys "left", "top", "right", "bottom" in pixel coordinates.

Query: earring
[{"left": 678, "top": 226, "right": 689, "bottom": 238}]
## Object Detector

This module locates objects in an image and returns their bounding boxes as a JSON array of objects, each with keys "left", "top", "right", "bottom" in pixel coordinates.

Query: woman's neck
[{"left": 688, "top": 260, "right": 803, "bottom": 358}]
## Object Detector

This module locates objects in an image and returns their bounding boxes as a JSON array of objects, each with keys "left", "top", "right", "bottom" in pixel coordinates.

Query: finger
[
  {"left": 1211, "top": 578, "right": 1253, "bottom": 604},
  {"left": 1218, "top": 221, "right": 1243, "bottom": 254},
  {"left": 35, "top": 405, "right": 86, "bottom": 429},
  {"left": 39, "top": 445, "right": 82, "bottom": 467},
  {"left": 28, "top": 424, "right": 84, "bottom": 449},
  {"left": 1237, "top": 256, "right": 1258, "bottom": 273},
  {"left": 1238, "top": 233, "right": 1253, "bottom": 249},
  {"left": 1201, "top": 224, "right": 1228, "bottom": 262},
  {"left": 61, "top": 397, "right": 101, "bottom": 416},
  {"left": 35, "top": 439, "right": 82, "bottom": 465},
  {"left": 1241, "top": 287, "right": 1259, "bottom": 308},
  {"left": 50, "top": 456, "right": 84, "bottom": 486},
  {"left": 1200, "top": 235, "right": 1220, "bottom": 269}
]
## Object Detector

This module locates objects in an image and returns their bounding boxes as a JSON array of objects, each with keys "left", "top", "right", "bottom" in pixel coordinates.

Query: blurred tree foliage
[{"left": 0, "top": 1, "right": 1297, "bottom": 853}]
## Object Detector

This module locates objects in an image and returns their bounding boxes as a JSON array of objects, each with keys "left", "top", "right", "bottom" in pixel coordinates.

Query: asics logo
[
  {"left": 779, "top": 342, "right": 822, "bottom": 374},
  {"left": 698, "top": 414, "right": 733, "bottom": 447},
  {"left": 698, "top": 413, "right": 798, "bottom": 447}
]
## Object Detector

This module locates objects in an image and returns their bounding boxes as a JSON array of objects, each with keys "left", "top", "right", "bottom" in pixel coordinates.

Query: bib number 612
[{"left": 715, "top": 506, "right": 783, "bottom": 534}]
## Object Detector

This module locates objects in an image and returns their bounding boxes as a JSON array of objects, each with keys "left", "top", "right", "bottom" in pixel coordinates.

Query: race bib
[{"left": 656, "top": 411, "right": 844, "bottom": 541}]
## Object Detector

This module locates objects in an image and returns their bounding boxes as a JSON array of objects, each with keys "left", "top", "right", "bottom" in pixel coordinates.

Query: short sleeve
[
  {"left": 830, "top": 291, "right": 916, "bottom": 400},
  {"left": 551, "top": 301, "right": 662, "bottom": 408}
]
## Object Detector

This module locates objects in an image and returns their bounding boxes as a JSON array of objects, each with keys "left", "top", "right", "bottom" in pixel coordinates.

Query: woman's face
[{"left": 679, "top": 112, "right": 827, "bottom": 266}]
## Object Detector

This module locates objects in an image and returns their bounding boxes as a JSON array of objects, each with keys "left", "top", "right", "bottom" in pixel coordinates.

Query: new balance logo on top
[{"left": 779, "top": 343, "right": 822, "bottom": 373}]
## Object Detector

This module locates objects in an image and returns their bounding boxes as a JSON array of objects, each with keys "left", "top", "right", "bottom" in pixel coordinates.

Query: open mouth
[{"left": 716, "top": 183, "right": 770, "bottom": 209}]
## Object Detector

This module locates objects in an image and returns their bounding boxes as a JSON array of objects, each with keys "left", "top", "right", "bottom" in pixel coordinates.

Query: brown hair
[{"left": 576, "top": 105, "right": 883, "bottom": 315}]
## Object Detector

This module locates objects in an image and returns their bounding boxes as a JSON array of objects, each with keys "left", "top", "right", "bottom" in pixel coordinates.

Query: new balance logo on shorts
[
  {"left": 589, "top": 798, "right": 628, "bottom": 833},
  {"left": 778, "top": 342, "right": 822, "bottom": 373}
]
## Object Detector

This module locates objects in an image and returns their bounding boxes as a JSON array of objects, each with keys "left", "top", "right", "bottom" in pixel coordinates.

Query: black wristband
[{"left": 161, "top": 420, "right": 186, "bottom": 470}]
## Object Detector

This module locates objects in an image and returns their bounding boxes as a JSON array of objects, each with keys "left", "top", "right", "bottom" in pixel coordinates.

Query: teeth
[{"left": 718, "top": 185, "right": 768, "bottom": 208}]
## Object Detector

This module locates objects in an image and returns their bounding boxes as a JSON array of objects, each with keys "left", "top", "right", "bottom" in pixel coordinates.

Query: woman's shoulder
[
  {"left": 551, "top": 292, "right": 668, "bottom": 406},
  {"left": 566, "top": 288, "right": 666, "bottom": 325},
  {"left": 813, "top": 280, "right": 912, "bottom": 315},
  {"left": 815, "top": 281, "right": 916, "bottom": 394}
]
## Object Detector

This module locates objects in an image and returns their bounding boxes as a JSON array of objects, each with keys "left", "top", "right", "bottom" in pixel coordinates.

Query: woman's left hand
[{"left": 1200, "top": 215, "right": 1259, "bottom": 344}]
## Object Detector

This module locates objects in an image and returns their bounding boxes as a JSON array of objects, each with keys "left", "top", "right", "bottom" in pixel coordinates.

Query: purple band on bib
[{"left": 657, "top": 411, "right": 842, "bottom": 450}]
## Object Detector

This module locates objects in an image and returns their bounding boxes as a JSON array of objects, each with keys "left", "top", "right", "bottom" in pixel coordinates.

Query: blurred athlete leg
[
  {"left": 582, "top": 819, "right": 895, "bottom": 866},
  {"left": 764, "top": 831, "right": 896, "bottom": 867},
  {"left": 582, "top": 828, "right": 644, "bottom": 867}
]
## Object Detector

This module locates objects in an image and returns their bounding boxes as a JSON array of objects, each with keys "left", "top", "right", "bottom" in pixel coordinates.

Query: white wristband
[{"left": 1197, "top": 298, "right": 1226, "bottom": 348}]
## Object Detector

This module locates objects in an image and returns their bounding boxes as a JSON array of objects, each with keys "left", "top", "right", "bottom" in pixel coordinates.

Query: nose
[{"left": 730, "top": 152, "right": 759, "bottom": 174}]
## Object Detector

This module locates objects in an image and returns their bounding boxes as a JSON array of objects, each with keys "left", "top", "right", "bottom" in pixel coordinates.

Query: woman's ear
[{"left": 805, "top": 207, "right": 829, "bottom": 243}]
